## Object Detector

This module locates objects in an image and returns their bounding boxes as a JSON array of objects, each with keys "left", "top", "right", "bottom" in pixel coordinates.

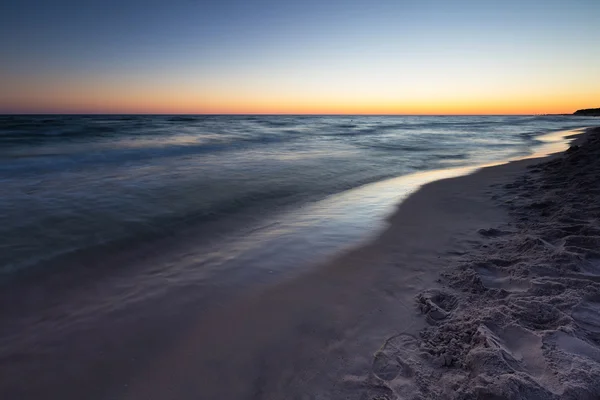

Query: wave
[
  {"left": 0, "top": 133, "right": 303, "bottom": 173},
  {"left": 0, "top": 183, "right": 302, "bottom": 275},
  {"left": 255, "top": 119, "right": 298, "bottom": 128},
  {"left": 333, "top": 123, "right": 357, "bottom": 129},
  {"left": 430, "top": 153, "right": 468, "bottom": 160},
  {"left": 356, "top": 142, "right": 431, "bottom": 152},
  {"left": 1, "top": 114, "right": 597, "bottom": 276},
  {"left": 320, "top": 127, "right": 378, "bottom": 136},
  {"left": 167, "top": 116, "right": 200, "bottom": 122}
]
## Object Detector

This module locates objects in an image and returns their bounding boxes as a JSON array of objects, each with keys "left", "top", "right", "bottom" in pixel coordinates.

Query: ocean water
[{"left": 0, "top": 114, "right": 596, "bottom": 277}]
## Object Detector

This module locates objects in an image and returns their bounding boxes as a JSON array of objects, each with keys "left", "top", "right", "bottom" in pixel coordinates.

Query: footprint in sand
[
  {"left": 369, "top": 334, "right": 422, "bottom": 399},
  {"left": 474, "top": 265, "right": 530, "bottom": 293},
  {"left": 548, "top": 330, "right": 600, "bottom": 364},
  {"left": 471, "top": 324, "right": 561, "bottom": 395},
  {"left": 572, "top": 299, "right": 600, "bottom": 343},
  {"left": 563, "top": 235, "right": 600, "bottom": 258},
  {"left": 417, "top": 290, "right": 458, "bottom": 324},
  {"left": 343, "top": 335, "right": 422, "bottom": 400},
  {"left": 511, "top": 298, "right": 564, "bottom": 330},
  {"left": 372, "top": 352, "right": 409, "bottom": 381}
]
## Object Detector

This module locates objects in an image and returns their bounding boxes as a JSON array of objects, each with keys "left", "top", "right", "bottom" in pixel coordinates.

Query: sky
[{"left": 1, "top": 0, "right": 599, "bottom": 114}]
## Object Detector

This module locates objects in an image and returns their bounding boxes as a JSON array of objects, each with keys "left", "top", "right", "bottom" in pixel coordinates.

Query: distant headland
[{"left": 574, "top": 108, "right": 600, "bottom": 116}]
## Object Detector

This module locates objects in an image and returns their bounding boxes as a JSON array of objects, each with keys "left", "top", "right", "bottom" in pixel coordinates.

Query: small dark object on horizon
[{"left": 573, "top": 108, "right": 600, "bottom": 116}]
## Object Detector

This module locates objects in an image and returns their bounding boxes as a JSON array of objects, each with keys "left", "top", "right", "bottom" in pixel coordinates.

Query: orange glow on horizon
[
  {"left": 1, "top": 75, "right": 597, "bottom": 115},
  {"left": 1, "top": 97, "right": 594, "bottom": 115},
  {"left": 2, "top": 0, "right": 599, "bottom": 116}
]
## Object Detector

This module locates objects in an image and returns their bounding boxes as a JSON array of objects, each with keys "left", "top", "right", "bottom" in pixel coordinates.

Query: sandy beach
[
  {"left": 123, "top": 126, "right": 600, "bottom": 399},
  {"left": 2, "top": 0, "right": 600, "bottom": 397},
  {"left": 2, "top": 126, "right": 600, "bottom": 399},
  {"left": 408, "top": 126, "right": 600, "bottom": 399}
]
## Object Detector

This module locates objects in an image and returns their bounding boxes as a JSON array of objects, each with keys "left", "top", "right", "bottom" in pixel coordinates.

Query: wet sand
[
  {"left": 120, "top": 158, "right": 515, "bottom": 400},
  {"left": 1, "top": 128, "right": 599, "bottom": 399}
]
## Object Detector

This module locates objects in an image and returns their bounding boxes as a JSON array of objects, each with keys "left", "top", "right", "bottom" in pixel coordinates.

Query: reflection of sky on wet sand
[{"left": 162, "top": 128, "right": 585, "bottom": 289}]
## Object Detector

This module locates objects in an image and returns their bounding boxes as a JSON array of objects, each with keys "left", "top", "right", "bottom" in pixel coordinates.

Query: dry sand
[
  {"left": 2, "top": 128, "right": 599, "bottom": 399},
  {"left": 404, "top": 127, "right": 600, "bottom": 400}
]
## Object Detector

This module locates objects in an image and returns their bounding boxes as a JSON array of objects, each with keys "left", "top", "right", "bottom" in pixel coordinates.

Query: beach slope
[
  {"left": 384, "top": 127, "right": 600, "bottom": 399},
  {"left": 119, "top": 136, "right": 600, "bottom": 399}
]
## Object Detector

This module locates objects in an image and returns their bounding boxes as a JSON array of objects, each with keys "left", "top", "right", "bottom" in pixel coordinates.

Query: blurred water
[{"left": 0, "top": 114, "right": 596, "bottom": 275}]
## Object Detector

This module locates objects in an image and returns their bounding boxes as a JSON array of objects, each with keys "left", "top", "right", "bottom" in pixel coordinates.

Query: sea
[
  {"left": 2, "top": 114, "right": 599, "bottom": 399},
  {"left": 0, "top": 115, "right": 596, "bottom": 283}
]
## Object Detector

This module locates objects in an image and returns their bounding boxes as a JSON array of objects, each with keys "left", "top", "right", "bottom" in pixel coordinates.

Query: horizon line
[{"left": 0, "top": 112, "right": 574, "bottom": 116}]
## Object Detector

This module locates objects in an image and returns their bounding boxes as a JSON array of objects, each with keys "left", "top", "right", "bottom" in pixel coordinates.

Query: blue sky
[{"left": 1, "top": 0, "right": 599, "bottom": 113}]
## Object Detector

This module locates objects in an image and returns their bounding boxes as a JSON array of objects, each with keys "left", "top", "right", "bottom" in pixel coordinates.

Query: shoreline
[
  {"left": 0, "top": 126, "right": 586, "bottom": 283},
  {"left": 121, "top": 129, "right": 597, "bottom": 399},
  {"left": 0, "top": 119, "right": 591, "bottom": 281},
  {"left": 1, "top": 127, "right": 598, "bottom": 399}
]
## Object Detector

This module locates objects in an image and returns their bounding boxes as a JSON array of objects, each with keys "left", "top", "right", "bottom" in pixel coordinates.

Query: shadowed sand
[{"left": 1, "top": 128, "right": 599, "bottom": 399}]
